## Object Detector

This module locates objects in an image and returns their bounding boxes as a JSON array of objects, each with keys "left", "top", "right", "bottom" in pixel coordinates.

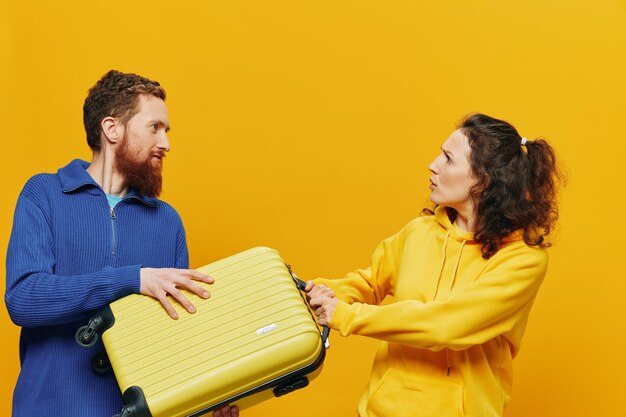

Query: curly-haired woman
[{"left": 306, "top": 113, "right": 563, "bottom": 417}]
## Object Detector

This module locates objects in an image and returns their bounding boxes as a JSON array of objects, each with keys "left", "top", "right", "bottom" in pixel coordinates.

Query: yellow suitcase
[{"left": 76, "top": 247, "right": 328, "bottom": 417}]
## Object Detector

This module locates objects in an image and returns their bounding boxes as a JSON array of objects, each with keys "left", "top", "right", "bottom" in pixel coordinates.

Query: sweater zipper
[{"left": 110, "top": 207, "right": 117, "bottom": 256}]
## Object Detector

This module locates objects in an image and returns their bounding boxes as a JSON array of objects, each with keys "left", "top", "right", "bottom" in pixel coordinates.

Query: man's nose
[{"left": 157, "top": 133, "right": 170, "bottom": 152}]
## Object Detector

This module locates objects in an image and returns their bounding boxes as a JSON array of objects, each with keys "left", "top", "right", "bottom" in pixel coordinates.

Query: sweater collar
[{"left": 58, "top": 159, "right": 159, "bottom": 207}]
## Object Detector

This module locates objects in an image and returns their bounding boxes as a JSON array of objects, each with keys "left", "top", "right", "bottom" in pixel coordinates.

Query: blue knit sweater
[{"left": 5, "top": 159, "right": 189, "bottom": 417}]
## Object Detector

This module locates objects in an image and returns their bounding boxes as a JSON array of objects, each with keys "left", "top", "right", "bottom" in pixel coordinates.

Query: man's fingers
[
  {"left": 168, "top": 288, "right": 197, "bottom": 314},
  {"left": 186, "top": 269, "right": 214, "bottom": 284},
  {"left": 156, "top": 293, "right": 179, "bottom": 320},
  {"left": 161, "top": 273, "right": 211, "bottom": 315},
  {"left": 179, "top": 280, "right": 211, "bottom": 299}
]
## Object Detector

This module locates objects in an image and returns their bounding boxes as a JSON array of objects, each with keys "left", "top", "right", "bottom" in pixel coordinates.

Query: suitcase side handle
[{"left": 286, "top": 264, "right": 331, "bottom": 349}]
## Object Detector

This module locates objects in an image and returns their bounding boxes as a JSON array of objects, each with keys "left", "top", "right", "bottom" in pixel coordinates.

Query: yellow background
[{"left": 1, "top": 1, "right": 625, "bottom": 416}]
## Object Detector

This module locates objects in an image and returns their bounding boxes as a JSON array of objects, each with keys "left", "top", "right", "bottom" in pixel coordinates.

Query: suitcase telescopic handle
[{"left": 287, "top": 264, "right": 331, "bottom": 349}]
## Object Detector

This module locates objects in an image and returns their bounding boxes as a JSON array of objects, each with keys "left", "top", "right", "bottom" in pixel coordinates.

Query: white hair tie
[{"left": 521, "top": 137, "right": 528, "bottom": 146}]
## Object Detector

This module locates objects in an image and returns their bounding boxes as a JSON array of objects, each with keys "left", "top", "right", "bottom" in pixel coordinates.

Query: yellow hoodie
[{"left": 315, "top": 206, "right": 548, "bottom": 417}]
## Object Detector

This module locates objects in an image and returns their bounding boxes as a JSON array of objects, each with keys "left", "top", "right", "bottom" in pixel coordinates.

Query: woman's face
[{"left": 428, "top": 129, "right": 477, "bottom": 217}]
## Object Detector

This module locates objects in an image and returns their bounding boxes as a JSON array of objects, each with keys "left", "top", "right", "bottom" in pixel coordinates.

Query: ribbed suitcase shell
[{"left": 101, "top": 247, "right": 324, "bottom": 417}]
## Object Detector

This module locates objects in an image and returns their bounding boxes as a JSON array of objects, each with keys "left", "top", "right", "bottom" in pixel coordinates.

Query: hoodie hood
[
  {"left": 433, "top": 205, "right": 525, "bottom": 245},
  {"left": 434, "top": 206, "right": 476, "bottom": 244}
]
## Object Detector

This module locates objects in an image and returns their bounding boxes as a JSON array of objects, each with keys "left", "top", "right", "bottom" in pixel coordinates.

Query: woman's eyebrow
[{"left": 441, "top": 147, "right": 454, "bottom": 160}]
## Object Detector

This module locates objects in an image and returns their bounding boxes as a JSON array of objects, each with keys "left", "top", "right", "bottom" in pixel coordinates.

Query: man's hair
[{"left": 83, "top": 70, "right": 166, "bottom": 151}]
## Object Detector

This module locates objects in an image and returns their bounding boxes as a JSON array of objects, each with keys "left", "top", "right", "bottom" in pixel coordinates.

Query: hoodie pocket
[{"left": 367, "top": 369, "right": 465, "bottom": 417}]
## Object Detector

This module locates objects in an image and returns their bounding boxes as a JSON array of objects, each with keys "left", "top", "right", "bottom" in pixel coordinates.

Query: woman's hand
[{"left": 305, "top": 281, "right": 338, "bottom": 326}]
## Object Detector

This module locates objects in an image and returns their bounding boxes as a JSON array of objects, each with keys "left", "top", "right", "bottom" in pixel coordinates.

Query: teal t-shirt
[{"left": 106, "top": 194, "right": 123, "bottom": 209}]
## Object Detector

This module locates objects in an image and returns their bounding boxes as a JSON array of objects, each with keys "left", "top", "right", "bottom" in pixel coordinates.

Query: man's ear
[{"left": 100, "top": 117, "right": 122, "bottom": 144}]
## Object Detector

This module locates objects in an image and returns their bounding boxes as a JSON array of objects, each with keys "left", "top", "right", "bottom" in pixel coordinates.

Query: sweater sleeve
[
  {"left": 5, "top": 194, "right": 139, "bottom": 327},
  {"left": 329, "top": 247, "right": 548, "bottom": 352},
  {"left": 175, "top": 221, "right": 190, "bottom": 269},
  {"left": 314, "top": 221, "right": 414, "bottom": 305}
]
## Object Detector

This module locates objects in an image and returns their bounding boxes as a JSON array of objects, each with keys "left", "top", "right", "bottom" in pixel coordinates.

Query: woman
[{"left": 306, "top": 113, "right": 563, "bottom": 417}]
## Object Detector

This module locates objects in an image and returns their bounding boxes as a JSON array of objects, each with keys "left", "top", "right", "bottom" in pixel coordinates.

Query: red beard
[{"left": 115, "top": 136, "right": 164, "bottom": 197}]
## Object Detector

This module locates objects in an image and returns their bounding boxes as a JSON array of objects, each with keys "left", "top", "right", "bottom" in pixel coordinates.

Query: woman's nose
[{"left": 428, "top": 159, "right": 438, "bottom": 174}]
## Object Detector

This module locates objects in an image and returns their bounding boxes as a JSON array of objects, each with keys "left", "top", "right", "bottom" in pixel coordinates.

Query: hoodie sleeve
[
  {"left": 328, "top": 246, "right": 547, "bottom": 352},
  {"left": 314, "top": 219, "right": 418, "bottom": 305},
  {"left": 5, "top": 192, "right": 140, "bottom": 327}
]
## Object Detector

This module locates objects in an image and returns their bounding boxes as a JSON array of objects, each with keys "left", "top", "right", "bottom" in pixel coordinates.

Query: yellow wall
[{"left": 1, "top": 1, "right": 624, "bottom": 416}]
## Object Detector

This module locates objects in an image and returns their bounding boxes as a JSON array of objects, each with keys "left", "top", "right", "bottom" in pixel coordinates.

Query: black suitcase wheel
[
  {"left": 116, "top": 386, "right": 151, "bottom": 417},
  {"left": 91, "top": 351, "right": 112, "bottom": 374},
  {"left": 75, "top": 325, "right": 98, "bottom": 348},
  {"left": 75, "top": 307, "right": 115, "bottom": 348}
]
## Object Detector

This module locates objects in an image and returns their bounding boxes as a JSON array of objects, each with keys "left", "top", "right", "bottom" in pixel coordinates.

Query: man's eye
[{"left": 151, "top": 124, "right": 158, "bottom": 131}]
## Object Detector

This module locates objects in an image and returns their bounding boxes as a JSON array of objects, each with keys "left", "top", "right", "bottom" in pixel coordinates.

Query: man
[{"left": 5, "top": 70, "right": 238, "bottom": 417}]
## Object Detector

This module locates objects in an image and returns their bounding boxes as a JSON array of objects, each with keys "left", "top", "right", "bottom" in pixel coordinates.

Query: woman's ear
[{"left": 100, "top": 117, "right": 122, "bottom": 144}]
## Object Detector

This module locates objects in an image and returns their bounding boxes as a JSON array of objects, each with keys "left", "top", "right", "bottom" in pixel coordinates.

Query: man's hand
[
  {"left": 140, "top": 268, "right": 214, "bottom": 319},
  {"left": 305, "top": 281, "right": 338, "bottom": 327},
  {"left": 213, "top": 405, "right": 239, "bottom": 417}
]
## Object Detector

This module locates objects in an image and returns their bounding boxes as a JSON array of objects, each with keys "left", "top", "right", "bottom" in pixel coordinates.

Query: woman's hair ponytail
[{"left": 521, "top": 138, "right": 562, "bottom": 247}]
